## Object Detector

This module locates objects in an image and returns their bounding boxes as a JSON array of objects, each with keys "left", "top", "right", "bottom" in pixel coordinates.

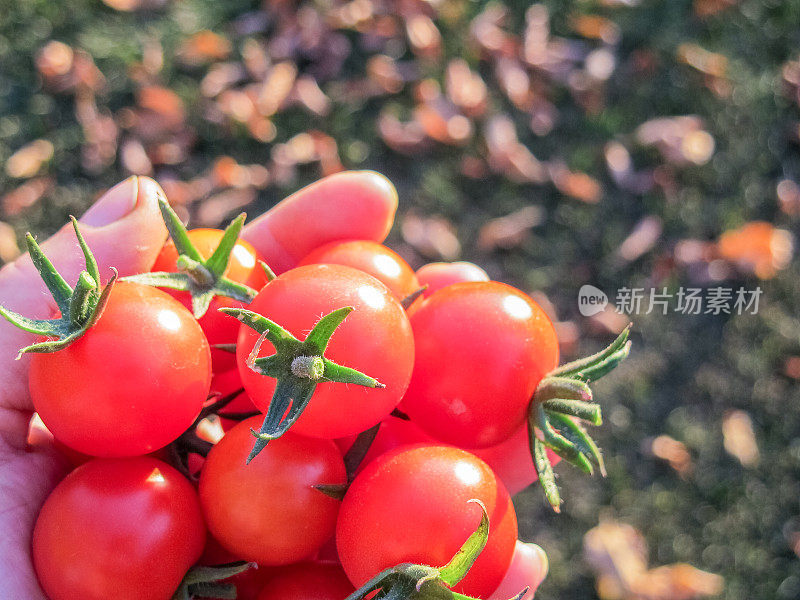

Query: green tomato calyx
[
  {"left": 529, "top": 325, "right": 632, "bottom": 512},
  {"left": 219, "top": 306, "right": 385, "bottom": 463},
  {"left": 123, "top": 194, "right": 273, "bottom": 318},
  {"left": 0, "top": 218, "right": 117, "bottom": 356},
  {"left": 171, "top": 560, "right": 256, "bottom": 600}
]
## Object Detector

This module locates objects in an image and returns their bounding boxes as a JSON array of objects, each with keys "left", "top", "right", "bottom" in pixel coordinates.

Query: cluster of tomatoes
[{"left": 4, "top": 193, "right": 629, "bottom": 600}]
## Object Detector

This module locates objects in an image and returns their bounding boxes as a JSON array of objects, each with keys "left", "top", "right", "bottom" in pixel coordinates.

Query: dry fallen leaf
[
  {"left": 584, "top": 519, "right": 724, "bottom": 600},
  {"left": 717, "top": 221, "right": 793, "bottom": 279},
  {"left": 722, "top": 410, "right": 759, "bottom": 468},
  {"left": 648, "top": 434, "right": 693, "bottom": 477},
  {"left": 401, "top": 212, "right": 461, "bottom": 260},
  {"left": 0, "top": 221, "right": 21, "bottom": 263},
  {"left": 5, "top": 140, "right": 55, "bottom": 179},
  {"left": 1, "top": 177, "right": 53, "bottom": 216},
  {"left": 478, "top": 205, "right": 543, "bottom": 250},
  {"left": 616, "top": 216, "right": 663, "bottom": 262},
  {"left": 178, "top": 30, "right": 232, "bottom": 65}
]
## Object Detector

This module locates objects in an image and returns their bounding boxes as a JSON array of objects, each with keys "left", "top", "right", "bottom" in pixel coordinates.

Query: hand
[{"left": 0, "top": 172, "right": 397, "bottom": 599}]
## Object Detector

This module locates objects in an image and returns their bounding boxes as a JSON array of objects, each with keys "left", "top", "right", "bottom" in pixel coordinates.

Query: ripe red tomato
[
  {"left": 29, "top": 281, "right": 211, "bottom": 457},
  {"left": 487, "top": 541, "right": 549, "bottom": 600},
  {"left": 473, "top": 424, "right": 560, "bottom": 496},
  {"left": 152, "top": 228, "right": 270, "bottom": 371},
  {"left": 235, "top": 264, "right": 414, "bottom": 439},
  {"left": 298, "top": 240, "right": 419, "bottom": 300},
  {"left": 199, "top": 416, "right": 347, "bottom": 565},
  {"left": 336, "top": 444, "right": 517, "bottom": 598},
  {"left": 415, "top": 261, "right": 489, "bottom": 297},
  {"left": 402, "top": 282, "right": 559, "bottom": 448},
  {"left": 256, "top": 562, "right": 355, "bottom": 600},
  {"left": 32, "top": 457, "right": 206, "bottom": 600}
]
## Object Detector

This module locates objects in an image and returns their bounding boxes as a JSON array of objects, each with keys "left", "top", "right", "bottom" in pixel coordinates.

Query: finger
[
  {"left": 241, "top": 171, "right": 398, "bottom": 274},
  {"left": 0, "top": 176, "right": 168, "bottom": 418},
  {"left": 487, "top": 541, "right": 549, "bottom": 600}
]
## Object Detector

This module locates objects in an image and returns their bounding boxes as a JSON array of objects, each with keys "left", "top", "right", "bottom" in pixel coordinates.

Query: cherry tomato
[
  {"left": 256, "top": 562, "right": 355, "bottom": 600},
  {"left": 32, "top": 457, "right": 206, "bottom": 600},
  {"left": 473, "top": 425, "right": 560, "bottom": 496},
  {"left": 402, "top": 282, "right": 559, "bottom": 448},
  {"left": 29, "top": 281, "right": 211, "bottom": 457},
  {"left": 236, "top": 264, "right": 414, "bottom": 439},
  {"left": 487, "top": 541, "right": 549, "bottom": 600},
  {"left": 199, "top": 416, "right": 346, "bottom": 565},
  {"left": 298, "top": 240, "right": 419, "bottom": 300},
  {"left": 336, "top": 444, "right": 517, "bottom": 598},
  {"left": 415, "top": 261, "right": 489, "bottom": 297},
  {"left": 152, "top": 228, "right": 270, "bottom": 371}
]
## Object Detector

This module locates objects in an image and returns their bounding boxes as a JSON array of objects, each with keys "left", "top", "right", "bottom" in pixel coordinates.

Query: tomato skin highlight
[
  {"left": 29, "top": 281, "right": 211, "bottom": 457},
  {"left": 415, "top": 261, "right": 489, "bottom": 297},
  {"left": 256, "top": 562, "right": 355, "bottom": 600},
  {"left": 336, "top": 444, "right": 517, "bottom": 599},
  {"left": 152, "top": 228, "right": 269, "bottom": 371},
  {"left": 32, "top": 457, "right": 206, "bottom": 600},
  {"left": 199, "top": 417, "right": 347, "bottom": 565},
  {"left": 298, "top": 240, "right": 419, "bottom": 300},
  {"left": 235, "top": 264, "right": 414, "bottom": 439},
  {"left": 402, "top": 282, "right": 559, "bottom": 448}
]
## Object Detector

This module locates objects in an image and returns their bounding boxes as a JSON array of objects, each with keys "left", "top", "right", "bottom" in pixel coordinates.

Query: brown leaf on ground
[
  {"left": 406, "top": 14, "right": 441, "bottom": 58},
  {"left": 178, "top": 31, "right": 232, "bottom": 65},
  {"left": 584, "top": 520, "right": 724, "bottom": 600},
  {"left": 257, "top": 62, "right": 298, "bottom": 117},
  {"left": 0, "top": 221, "right": 20, "bottom": 264},
  {"left": 137, "top": 85, "right": 186, "bottom": 131},
  {"left": 722, "top": 410, "right": 759, "bottom": 467},
  {"left": 784, "top": 356, "right": 800, "bottom": 380},
  {"left": 616, "top": 216, "right": 662, "bottom": 262},
  {"left": 1, "top": 177, "right": 54, "bottom": 217},
  {"left": 445, "top": 59, "right": 488, "bottom": 117},
  {"left": 5, "top": 140, "right": 54, "bottom": 179},
  {"left": 777, "top": 179, "right": 800, "bottom": 216},
  {"left": 716, "top": 221, "right": 793, "bottom": 279},
  {"left": 195, "top": 188, "right": 257, "bottom": 228},
  {"left": 478, "top": 205, "right": 543, "bottom": 250},
  {"left": 485, "top": 116, "right": 547, "bottom": 183},
  {"left": 647, "top": 435, "right": 693, "bottom": 477},
  {"left": 694, "top": 0, "right": 738, "bottom": 18},
  {"left": 378, "top": 110, "right": 431, "bottom": 155},
  {"left": 401, "top": 212, "right": 461, "bottom": 260},
  {"left": 636, "top": 116, "right": 715, "bottom": 166},
  {"left": 101, "top": 0, "right": 167, "bottom": 11},
  {"left": 549, "top": 162, "right": 602, "bottom": 203}
]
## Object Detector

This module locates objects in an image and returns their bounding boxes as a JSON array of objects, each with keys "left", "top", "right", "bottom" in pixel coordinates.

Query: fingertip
[
  {"left": 79, "top": 176, "right": 139, "bottom": 227},
  {"left": 529, "top": 543, "right": 549, "bottom": 581},
  {"left": 357, "top": 169, "right": 399, "bottom": 215},
  {"left": 242, "top": 170, "right": 400, "bottom": 273}
]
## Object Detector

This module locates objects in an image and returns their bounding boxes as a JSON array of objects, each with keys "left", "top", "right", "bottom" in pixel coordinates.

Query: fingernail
[{"left": 80, "top": 176, "right": 139, "bottom": 227}]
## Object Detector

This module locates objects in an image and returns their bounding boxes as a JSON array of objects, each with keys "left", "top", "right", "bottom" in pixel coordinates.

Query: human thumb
[{"left": 0, "top": 176, "right": 168, "bottom": 413}]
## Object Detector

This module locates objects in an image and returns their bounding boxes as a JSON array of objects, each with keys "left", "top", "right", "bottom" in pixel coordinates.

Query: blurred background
[{"left": 1, "top": 0, "right": 799, "bottom": 598}]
